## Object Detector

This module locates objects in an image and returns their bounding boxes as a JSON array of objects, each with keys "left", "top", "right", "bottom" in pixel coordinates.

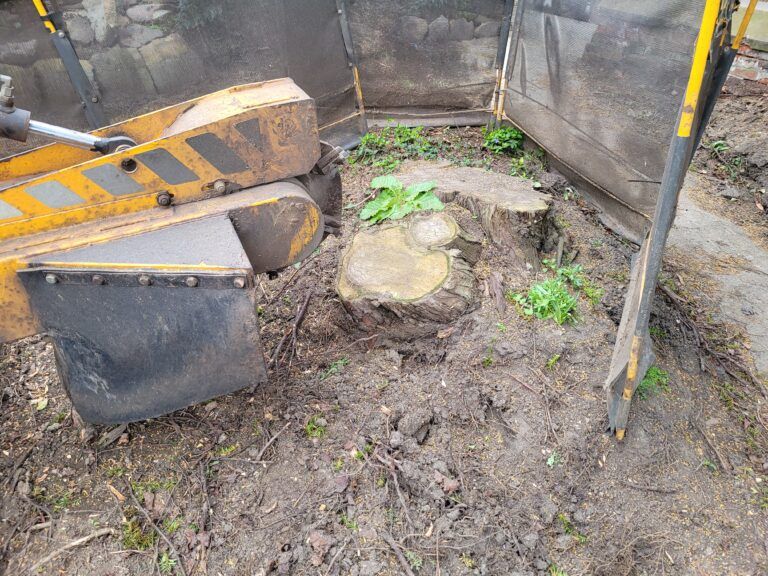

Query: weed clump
[
  {"left": 482, "top": 126, "right": 524, "bottom": 155},
  {"left": 351, "top": 125, "right": 438, "bottom": 171},
  {"left": 509, "top": 278, "right": 578, "bottom": 325},
  {"left": 359, "top": 175, "right": 443, "bottom": 224},
  {"left": 305, "top": 415, "right": 327, "bottom": 439},
  {"left": 637, "top": 365, "right": 670, "bottom": 399},
  {"left": 122, "top": 511, "right": 156, "bottom": 550}
]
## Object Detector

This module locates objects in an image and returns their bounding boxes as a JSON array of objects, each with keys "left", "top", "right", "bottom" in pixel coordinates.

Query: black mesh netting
[
  {"left": 503, "top": 0, "right": 706, "bottom": 240},
  {"left": 1, "top": 0, "right": 720, "bottom": 238}
]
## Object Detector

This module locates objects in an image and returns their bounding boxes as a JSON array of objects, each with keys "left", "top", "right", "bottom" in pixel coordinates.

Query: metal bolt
[
  {"left": 91, "top": 96, "right": 99, "bottom": 103},
  {"left": 138, "top": 274, "right": 152, "bottom": 286},
  {"left": 57, "top": 31, "right": 65, "bottom": 38},
  {"left": 185, "top": 276, "right": 199, "bottom": 288},
  {"left": 213, "top": 180, "right": 227, "bottom": 195},
  {"left": 45, "top": 273, "right": 58, "bottom": 285},
  {"left": 91, "top": 274, "right": 105, "bottom": 285},
  {"left": 156, "top": 192, "right": 172, "bottom": 207},
  {"left": 233, "top": 277, "right": 246, "bottom": 289}
]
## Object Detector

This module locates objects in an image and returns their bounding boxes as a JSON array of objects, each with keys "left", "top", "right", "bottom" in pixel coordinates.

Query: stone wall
[{"left": 0, "top": 0, "right": 506, "bottom": 132}]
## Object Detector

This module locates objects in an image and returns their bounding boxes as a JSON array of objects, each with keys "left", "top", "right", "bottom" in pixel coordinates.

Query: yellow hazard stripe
[
  {"left": 678, "top": 0, "right": 722, "bottom": 138},
  {"left": 31, "top": 0, "right": 56, "bottom": 33},
  {"left": 35, "top": 262, "right": 252, "bottom": 273},
  {"left": 732, "top": 0, "right": 758, "bottom": 49}
]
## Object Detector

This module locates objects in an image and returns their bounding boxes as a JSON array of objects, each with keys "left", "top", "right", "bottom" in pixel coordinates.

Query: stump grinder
[{"left": 0, "top": 75, "right": 342, "bottom": 424}]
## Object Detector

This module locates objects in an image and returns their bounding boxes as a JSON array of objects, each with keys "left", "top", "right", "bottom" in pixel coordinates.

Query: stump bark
[
  {"left": 337, "top": 212, "right": 479, "bottom": 337},
  {"left": 396, "top": 162, "right": 554, "bottom": 267}
]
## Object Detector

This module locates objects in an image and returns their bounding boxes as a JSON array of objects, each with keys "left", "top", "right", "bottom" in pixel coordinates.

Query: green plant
[
  {"left": 162, "top": 517, "right": 182, "bottom": 535},
  {"left": 320, "top": 357, "right": 349, "bottom": 380},
  {"left": 558, "top": 513, "right": 587, "bottom": 544},
  {"left": 482, "top": 350, "right": 494, "bottom": 368},
  {"left": 351, "top": 125, "right": 437, "bottom": 167},
  {"left": 546, "top": 354, "right": 561, "bottom": 370},
  {"left": 509, "top": 278, "right": 578, "bottom": 325},
  {"left": 649, "top": 326, "right": 667, "bottom": 339},
  {"left": 158, "top": 551, "right": 177, "bottom": 574},
  {"left": 709, "top": 140, "right": 730, "bottom": 153},
  {"left": 483, "top": 126, "right": 524, "bottom": 155},
  {"left": 542, "top": 259, "right": 603, "bottom": 308},
  {"left": 131, "top": 478, "right": 178, "bottom": 501},
  {"left": 496, "top": 322, "right": 507, "bottom": 333},
  {"left": 332, "top": 458, "right": 344, "bottom": 472},
  {"left": 700, "top": 459, "right": 717, "bottom": 472},
  {"left": 405, "top": 550, "right": 423, "bottom": 570},
  {"left": 637, "top": 366, "right": 670, "bottom": 400},
  {"left": 53, "top": 410, "right": 68, "bottom": 424},
  {"left": 460, "top": 553, "right": 476, "bottom": 568},
  {"left": 51, "top": 491, "right": 80, "bottom": 512},
  {"left": 547, "top": 451, "right": 563, "bottom": 468},
  {"left": 216, "top": 443, "right": 238, "bottom": 457},
  {"left": 359, "top": 176, "right": 443, "bottom": 224},
  {"left": 305, "top": 416, "right": 327, "bottom": 439},
  {"left": 373, "top": 154, "right": 401, "bottom": 173},
  {"left": 339, "top": 513, "right": 358, "bottom": 531},
  {"left": 106, "top": 466, "right": 127, "bottom": 479},
  {"left": 549, "top": 565, "right": 569, "bottom": 576},
  {"left": 122, "top": 515, "right": 156, "bottom": 550}
]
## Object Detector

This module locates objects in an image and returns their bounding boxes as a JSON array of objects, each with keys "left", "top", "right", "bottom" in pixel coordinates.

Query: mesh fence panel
[
  {"left": 347, "top": 0, "right": 506, "bottom": 115},
  {"left": 503, "top": 0, "right": 705, "bottom": 241},
  {"left": 1, "top": 0, "right": 719, "bottom": 239}
]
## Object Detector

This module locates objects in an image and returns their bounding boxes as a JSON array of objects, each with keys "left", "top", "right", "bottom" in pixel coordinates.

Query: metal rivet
[
  {"left": 213, "top": 180, "right": 227, "bottom": 194},
  {"left": 45, "top": 273, "right": 58, "bottom": 285},
  {"left": 138, "top": 274, "right": 152, "bottom": 286},
  {"left": 92, "top": 274, "right": 105, "bottom": 285},
  {"left": 156, "top": 192, "right": 172, "bottom": 207},
  {"left": 233, "top": 277, "right": 246, "bottom": 289},
  {"left": 185, "top": 276, "right": 199, "bottom": 288}
]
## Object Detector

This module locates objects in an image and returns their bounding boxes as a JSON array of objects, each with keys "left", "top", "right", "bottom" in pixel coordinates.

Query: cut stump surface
[
  {"left": 337, "top": 212, "right": 479, "bottom": 337},
  {"left": 396, "top": 161, "right": 554, "bottom": 267}
]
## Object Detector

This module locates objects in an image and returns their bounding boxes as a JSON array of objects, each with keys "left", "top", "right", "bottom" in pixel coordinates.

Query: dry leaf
[{"left": 107, "top": 483, "right": 126, "bottom": 502}]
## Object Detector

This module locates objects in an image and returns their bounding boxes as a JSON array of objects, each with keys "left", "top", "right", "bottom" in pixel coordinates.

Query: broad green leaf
[
  {"left": 370, "top": 175, "right": 401, "bottom": 190},
  {"left": 359, "top": 191, "right": 393, "bottom": 220},
  {"left": 388, "top": 203, "right": 415, "bottom": 221},
  {"left": 405, "top": 181, "right": 436, "bottom": 196},
  {"left": 414, "top": 192, "right": 444, "bottom": 211}
]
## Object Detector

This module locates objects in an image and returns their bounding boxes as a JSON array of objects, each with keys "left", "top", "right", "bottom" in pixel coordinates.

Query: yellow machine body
[
  {"left": 0, "top": 78, "right": 329, "bottom": 343},
  {"left": 0, "top": 78, "right": 341, "bottom": 423}
]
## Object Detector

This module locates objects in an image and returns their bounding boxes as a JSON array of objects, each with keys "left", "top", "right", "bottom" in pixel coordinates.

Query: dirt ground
[{"left": 2, "top": 84, "right": 768, "bottom": 576}]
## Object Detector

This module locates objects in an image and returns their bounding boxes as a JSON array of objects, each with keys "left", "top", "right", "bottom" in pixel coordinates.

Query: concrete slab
[{"left": 669, "top": 173, "right": 768, "bottom": 373}]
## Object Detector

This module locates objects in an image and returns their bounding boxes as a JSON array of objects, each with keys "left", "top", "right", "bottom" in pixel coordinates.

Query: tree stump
[
  {"left": 396, "top": 162, "right": 554, "bottom": 267},
  {"left": 337, "top": 212, "right": 480, "bottom": 337}
]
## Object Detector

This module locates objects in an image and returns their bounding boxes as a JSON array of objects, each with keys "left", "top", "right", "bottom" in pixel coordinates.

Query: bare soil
[{"left": 1, "top": 102, "right": 767, "bottom": 575}]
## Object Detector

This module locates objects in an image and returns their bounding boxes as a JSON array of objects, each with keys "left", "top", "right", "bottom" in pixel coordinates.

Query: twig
[
  {"left": 691, "top": 419, "right": 732, "bottom": 473},
  {"left": 620, "top": 481, "right": 678, "bottom": 495},
  {"left": 25, "top": 528, "right": 116, "bottom": 573},
  {"left": 127, "top": 483, "right": 188, "bottom": 576},
  {"left": 269, "top": 290, "right": 313, "bottom": 370},
  {"left": 324, "top": 535, "right": 352, "bottom": 576},
  {"left": 659, "top": 284, "right": 766, "bottom": 397},
  {"left": 256, "top": 422, "right": 291, "bottom": 462},
  {"left": 6, "top": 446, "right": 33, "bottom": 490},
  {"left": 381, "top": 532, "right": 416, "bottom": 576},
  {"left": 267, "top": 252, "right": 320, "bottom": 305},
  {"left": 373, "top": 452, "right": 413, "bottom": 527},
  {"left": 508, "top": 374, "right": 541, "bottom": 397}
]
